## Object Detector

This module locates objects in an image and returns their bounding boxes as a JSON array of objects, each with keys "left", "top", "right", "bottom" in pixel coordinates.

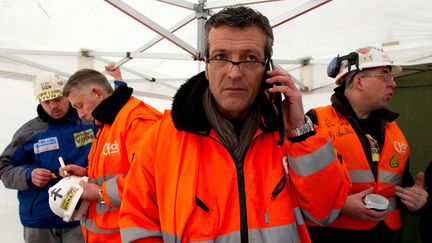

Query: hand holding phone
[{"left": 263, "top": 59, "right": 285, "bottom": 144}]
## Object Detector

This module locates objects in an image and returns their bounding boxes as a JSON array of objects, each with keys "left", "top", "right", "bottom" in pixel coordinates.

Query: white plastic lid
[{"left": 364, "top": 193, "right": 389, "bottom": 210}]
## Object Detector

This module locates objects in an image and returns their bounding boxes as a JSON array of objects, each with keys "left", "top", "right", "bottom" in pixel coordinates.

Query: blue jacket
[{"left": 0, "top": 105, "right": 96, "bottom": 228}]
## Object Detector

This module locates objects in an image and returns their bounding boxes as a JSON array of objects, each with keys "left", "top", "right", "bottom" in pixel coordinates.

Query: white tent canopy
[{"left": 1, "top": 0, "right": 431, "bottom": 97}]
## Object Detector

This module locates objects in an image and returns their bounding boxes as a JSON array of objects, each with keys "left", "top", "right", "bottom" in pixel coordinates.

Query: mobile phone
[
  {"left": 263, "top": 59, "right": 285, "bottom": 145},
  {"left": 262, "top": 60, "right": 273, "bottom": 90},
  {"left": 262, "top": 59, "right": 279, "bottom": 94}
]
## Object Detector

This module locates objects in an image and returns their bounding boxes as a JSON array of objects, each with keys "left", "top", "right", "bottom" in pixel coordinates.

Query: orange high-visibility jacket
[
  {"left": 82, "top": 87, "right": 161, "bottom": 243},
  {"left": 119, "top": 72, "right": 349, "bottom": 243},
  {"left": 313, "top": 106, "right": 410, "bottom": 230}
]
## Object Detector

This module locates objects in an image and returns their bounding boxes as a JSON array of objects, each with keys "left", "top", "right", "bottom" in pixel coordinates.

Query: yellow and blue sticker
[{"left": 74, "top": 129, "right": 95, "bottom": 147}]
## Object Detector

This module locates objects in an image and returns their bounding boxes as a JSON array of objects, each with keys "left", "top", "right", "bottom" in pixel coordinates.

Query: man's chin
[
  {"left": 51, "top": 114, "right": 66, "bottom": 120},
  {"left": 84, "top": 117, "right": 95, "bottom": 123},
  {"left": 220, "top": 106, "right": 248, "bottom": 120}
]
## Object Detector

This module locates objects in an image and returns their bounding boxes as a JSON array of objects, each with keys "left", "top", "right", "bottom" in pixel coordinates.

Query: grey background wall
[{"left": 389, "top": 64, "right": 432, "bottom": 243}]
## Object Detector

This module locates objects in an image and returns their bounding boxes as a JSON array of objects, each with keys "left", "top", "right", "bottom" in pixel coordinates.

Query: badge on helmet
[{"left": 48, "top": 176, "right": 88, "bottom": 222}]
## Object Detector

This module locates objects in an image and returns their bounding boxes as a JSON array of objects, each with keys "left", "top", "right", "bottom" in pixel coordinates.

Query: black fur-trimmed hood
[
  {"left": 92, "top": 85, "right": 133, "bottom": 125},
  {"left": 171, "top": 71, "right": 280, "bottom": 134}
]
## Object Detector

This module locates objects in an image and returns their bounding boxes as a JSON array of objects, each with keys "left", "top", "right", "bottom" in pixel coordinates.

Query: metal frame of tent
[{"left": 0, "top": 0, "right": 332, "bottom": 100}]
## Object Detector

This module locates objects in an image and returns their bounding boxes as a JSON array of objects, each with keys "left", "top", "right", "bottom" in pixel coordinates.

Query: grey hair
[
  {"left": 63, "top": 69, "right": 113, "bottom": 96},
  {"left": 203, "top": 6, "right": 274, "bottom": 60}
]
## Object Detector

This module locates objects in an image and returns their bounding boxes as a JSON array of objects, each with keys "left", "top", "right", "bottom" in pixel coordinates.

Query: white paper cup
[{"left": 364, "top": 194, "right": 389, "bottom": 211}]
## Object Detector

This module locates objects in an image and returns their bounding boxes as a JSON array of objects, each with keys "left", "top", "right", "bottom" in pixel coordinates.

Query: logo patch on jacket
[
  {"left": 102, "top": 140, "right": 120, "bottom": 156},
  {"left": 393, "top": 141, "right": 408, "bottom": 155},
  {"left": 34, "top": 137, "right": 59, "bottom": 154},
  {"left": 389, "top": 154, "right": 400, "bottom": 168},
  {"left": 74, "top": 129, "right": 95, "bottom": 147}
]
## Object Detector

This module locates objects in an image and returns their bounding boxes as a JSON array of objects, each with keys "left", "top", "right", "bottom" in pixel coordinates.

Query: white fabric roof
[{"left": 1, "top": 0, "right": 431, "bottom": 95}]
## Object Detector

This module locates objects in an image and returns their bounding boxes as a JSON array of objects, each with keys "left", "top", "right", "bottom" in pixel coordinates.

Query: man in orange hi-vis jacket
[
  {"left": 119, "top": 6, "right": 350, "bottom": 243},
  {"left": 60, "top": 68, "right": 162, "bottom": 243},
  {"left": 306, "top": 47, "right": 428, "bottom": 243}
]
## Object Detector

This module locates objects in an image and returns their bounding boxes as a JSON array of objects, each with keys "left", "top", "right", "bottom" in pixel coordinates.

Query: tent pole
[{"left": 196, "top": 0, "right": 208, "bottom": 60}]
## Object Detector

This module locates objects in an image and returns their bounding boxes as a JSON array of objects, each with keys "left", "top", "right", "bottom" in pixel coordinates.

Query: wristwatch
[
  {"left": 98, "top": 188, "right": 106, "bottom": 204},
  {"left": 286, "top": 115, "right": 314, "bottom": 138}
]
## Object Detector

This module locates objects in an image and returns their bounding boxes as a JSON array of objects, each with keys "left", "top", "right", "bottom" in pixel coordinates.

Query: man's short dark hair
[{"left": 204, "top": 6, "right": 274, "bottom": 60}]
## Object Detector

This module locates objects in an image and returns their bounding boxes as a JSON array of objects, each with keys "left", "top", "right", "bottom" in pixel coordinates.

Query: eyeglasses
[
  {"left": 205, "top": 58, "right": 267, "bottom": 74},
  {"left": 360, "top": 73, "right": 394, "bottom": 83}
]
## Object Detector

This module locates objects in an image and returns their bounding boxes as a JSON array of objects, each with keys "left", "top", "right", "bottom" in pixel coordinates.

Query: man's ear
[
  {"left": 353, "top": 74, "right": 364, "bottom": 90},
  {"left": 91, "top": 87, "right": 104, "bottom": 99}
]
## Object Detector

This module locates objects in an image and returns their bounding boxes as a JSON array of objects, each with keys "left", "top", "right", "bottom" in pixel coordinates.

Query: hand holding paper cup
[{"left": 364, "top": 194, "right": 389, "bottom": 211}]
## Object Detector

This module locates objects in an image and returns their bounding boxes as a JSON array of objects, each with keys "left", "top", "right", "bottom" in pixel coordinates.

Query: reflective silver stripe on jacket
[
  {"left": 348, "top": 169, "right": 402, "bottom": 185},
  {"left": 121, "top": 223, "right": 300, "bottom": 243},
  {"left": 89, "top": 173, "right": 124, "bottom": 215},
  {"left": 379, "top": 171, "right": 402, "bottom": 185},
  {"left": 106, "top": 175, "right": 121, "bottom": 207},
  {"left": 92, "top": 174, "right": 118, "bottom": 186},
  {"left": 121, "top": 227, "right": 163, "bottom": 243},
  {"left": 81, "top": 218, "right": 119, "bottom": 234},
  {"left": 288, "top": 139, "right": 335, "bottom": 176},
  {"left": 91, "top": 173, "right": 124, "bottom": 212},
  {"left": 96, "top": 202, "right": 117, "bottom": 214},
  {"left": 349, "top": 170, "right": 374, "bottom": 183},
  {"left": 293, "top": 207, "right": 305, "bottom": 225},
  {"left": 301, "top": 209, "right": 341, "bottom": 226}
]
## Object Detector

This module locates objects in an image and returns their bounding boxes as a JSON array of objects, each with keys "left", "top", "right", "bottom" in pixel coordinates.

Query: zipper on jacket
[
  {"left": 271, "top": 176, "right": 286, "bottom": 199},
  {"left": 29, "top": 190, "right": 41, "bottom": 216},
  {"left": 235, "top": 160, "right": 249, "bottom": 243},
  {"left": 208, "top": 133, "right": 267, "bottom": 243},
  {"left": 232, "top": 133, "right": 267, "bottom": 243}
]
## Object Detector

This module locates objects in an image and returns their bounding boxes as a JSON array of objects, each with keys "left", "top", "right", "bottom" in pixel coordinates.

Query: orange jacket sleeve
[{"left": 285, "top": 125, "right": 351, "bottom": 225}]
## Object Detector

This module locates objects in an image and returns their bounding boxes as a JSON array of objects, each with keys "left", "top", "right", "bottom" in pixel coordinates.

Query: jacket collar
[
  {"left": 171, "top": 71, "right": 280, "bottom": 134},
  {"left": 37, "top": 104, "right": 79, "bottom": 123},
  {"left": 92, "top": 86, "right": 133, "bottom": 125},
  {"left": 331, "top": 85, "right": 399, "bottom": 124}
]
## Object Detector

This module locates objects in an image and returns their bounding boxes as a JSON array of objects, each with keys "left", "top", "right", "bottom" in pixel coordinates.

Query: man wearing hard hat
[
  {"left": 306, "top": 46, "right": 428, "bottom": 243},
  {"left": 0, "top": 73, "right": 96, "bottom": 243}
]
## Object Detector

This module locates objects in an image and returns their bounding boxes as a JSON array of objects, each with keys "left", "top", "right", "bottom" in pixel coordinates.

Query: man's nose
[
  {"left": 227, "top": 63, "right": 242, "bottom": 80},
  {"left": 48, "top": 101, "right": 59, "bottom": 108},
  {"left": 388, "top": 79, "right": 397, "bottom": 89},
  {"left": 77, "top": 110, "right": 86, "bottom": 119}
]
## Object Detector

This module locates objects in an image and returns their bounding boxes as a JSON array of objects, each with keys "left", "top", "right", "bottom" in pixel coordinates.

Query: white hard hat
[
  {"left": 327, "top": 46, "right": 402, "bottom": 85},
  {"left": 33, "top": 73, "right": 66, "bottom": 102},
  {"left": 48, "top": 176, "right": 88, "bottom": 222}
]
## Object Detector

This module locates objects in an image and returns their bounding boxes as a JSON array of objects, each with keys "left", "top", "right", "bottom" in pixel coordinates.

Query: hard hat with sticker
[
  {"left": 48, "top": 176, "right": 88, "bottom": 222},
  {"left": 33, "top": 73, "right": 66, "bottom": 102}
]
